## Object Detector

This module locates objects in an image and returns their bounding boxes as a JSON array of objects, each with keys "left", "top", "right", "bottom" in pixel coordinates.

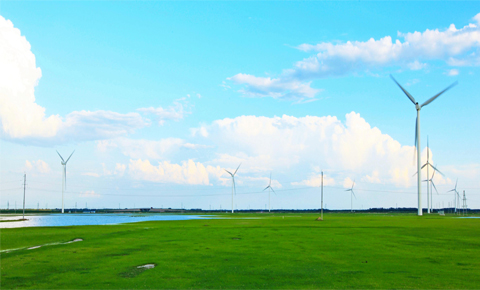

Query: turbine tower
[
  {"left": 345, "top": 180, "right": 356, "bottom": 212},
  {"left": 391, "top": 75, "right": 457, "bottom": 216},
  {"left": 56, "top": 150, "right": 75, "bottom": 214},
  {"left": 263, "top": 173, "right": 276, "bottom": 213},
  {"left": 225, "top": 163, "right": 241, "bottom": 214}
]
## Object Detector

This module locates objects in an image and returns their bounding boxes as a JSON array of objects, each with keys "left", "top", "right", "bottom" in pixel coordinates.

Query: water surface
[{"left": 0, "top": 213, "right": 207, "bottom": 228}]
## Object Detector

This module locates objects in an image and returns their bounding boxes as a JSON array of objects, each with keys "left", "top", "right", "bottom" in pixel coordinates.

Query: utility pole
[
  {"left": 321, "top": 171, "right": 324, "bottom": 220},
  {"left": 23, "top": 173, "right": 26, "bottom": 220}
]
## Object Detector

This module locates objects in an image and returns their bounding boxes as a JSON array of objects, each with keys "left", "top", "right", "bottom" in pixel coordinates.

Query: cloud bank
[
  {"left": 0, "top": 15, "right": 149, "bottom": 145},
  {"left": 230, "top": 13, "right": 480, "bottom": 101}
]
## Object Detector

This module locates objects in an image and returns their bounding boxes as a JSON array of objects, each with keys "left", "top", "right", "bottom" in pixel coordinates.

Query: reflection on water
[{"left": 0, "top": 213, "right": 207, "bottom": 228}]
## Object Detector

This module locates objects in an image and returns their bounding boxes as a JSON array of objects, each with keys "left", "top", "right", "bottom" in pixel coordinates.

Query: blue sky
[{"left": 1, "top": 1, "right": 479, "bottom": 211}]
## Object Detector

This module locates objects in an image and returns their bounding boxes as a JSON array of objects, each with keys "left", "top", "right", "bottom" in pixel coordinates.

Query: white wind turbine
[
  {"left": 421, "top": 137, "right": 444, "bottom": 213},
  {"left": 345, "top": 180, "right": 356, "bottom": 212},
  {"left": 225, "top": 163, "right": 241, "bottom": 214},
  {"left": 391, "top": 75, "right": 457, "bottom": 216},
  {"left": 57, "top": 150, "right": 75, "bottom": 214},
  {"left": 423, "top": 169, "right": 440, "bottom": 212},
  {"left": 263, "top": 173, "right": 276, "bottom": 213},
  {"left": 448, "top": 179, "right": 460, "bottom": 213}
]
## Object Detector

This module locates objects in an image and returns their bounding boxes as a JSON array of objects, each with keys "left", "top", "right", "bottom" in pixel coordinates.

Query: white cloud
[
  {"left": 228, "top": 73, "right": 321, "bottom": 101},
  {"left": 291, "top": 174, "right": 335, "bottom": 187},
  {"left": 343, "top": 177, "right": 355, "bottom": 189},
  {"left": 474, "top": 12, "right": 480, "bottom": 24},
  {"left": 80, "top": 190, "right": 100, "bottom": 198},
  {"left": 97, "top": 137, "right": 208, "bottom": 160},
  {"left": 0, "top": 16, "right": 148, "bottom": 145},
  {"left": 24, "top": 160, "right": 51, "bottom": 174},
  {"left": 128, "top": 159, "right": 210, "bottom": 185},
  {"left": 82, "top": 172, "right": 100, "bottom": 178},
  {"left": 447, "top": 69, "right": 459, "bottom": 76},
  {"left": 194, "top": 112, "right": 419, "bottom": 188},
  {"left": 114, "top": 163, "right": 126, "bottom": 176},
  {"left": 363, "top": 170, "right": 381, "bottom": 184},
  {"left": 137, "top": 98, "right": 188, "bottom": 125},
  {"left": 229, "top": 14, "right": 480, "bottom": 100}
]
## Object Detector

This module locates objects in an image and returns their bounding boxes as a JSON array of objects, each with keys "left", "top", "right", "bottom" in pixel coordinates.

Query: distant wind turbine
[
  {"left": 57, "top": 150, "right": 75, "bottom": 214},
  {"left": 345, "top": 180, "right": 356, "bottom": 212},
  {"left": 421, "top": 137, "right": 444, "bottom": 213},
  {"left": 391, "top": 75, "right": 457, "bottom": 216},
  {"left": 423, "top": 169, "right": 440, "bottom": 212},
  {"left": 263, "top": 173, "right": 276, "bottom": 213},
  {"left": 448, "top": 179, "right": 460, "bottom": 213},
  {"left": 225, "top": 163, "right": 241, "bottom": 214}
]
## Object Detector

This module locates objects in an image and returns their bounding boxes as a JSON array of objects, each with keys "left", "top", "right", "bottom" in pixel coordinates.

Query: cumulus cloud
[
  {"left": 0, "top": 16, "right": 148, "bottom": 145},
  {"left": 25, "top": 160, "right": 51, "bottom": 174},
  {"left": 229, "top": 13, "right": 479, "bottom": 100},
  {"left": 128, "top": 159, "right": 210, "bottom": 185},
  {"left": 193, "top": 112, "right": 421, "bottom": 187}
]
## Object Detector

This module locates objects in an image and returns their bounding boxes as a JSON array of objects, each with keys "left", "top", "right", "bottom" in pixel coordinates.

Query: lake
[{"left": 0, "top": 213, "right": 208, "bottom": 228}]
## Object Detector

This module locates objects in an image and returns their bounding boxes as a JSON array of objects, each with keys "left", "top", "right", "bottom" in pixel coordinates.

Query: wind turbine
[
  {"left": 423, "top": 169, "right": 440, "bottom": 212},
  {"left": 56, "top": 150, "right": 75, "bottom": 214},
  {"left": 421, "top": 137, "right": 444, "bottom": 213},
  {"left": 448, "top": 179, "right": 460, "bottom": 213},
  {"left": 263, "top": 173, "right": 276, "bottom": 213},
  {"left": 345, "top": 180, "right": 356, "bottom": 212},
  {"left": 391, "top": 75, "right": 457, "bottom": 216},
  {"left": 225, "top": 163, "right": 241, "bottom": 214}
]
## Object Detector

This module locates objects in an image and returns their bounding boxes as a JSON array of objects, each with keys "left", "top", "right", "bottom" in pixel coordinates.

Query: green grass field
[{"left": 1, "top": 213, "right": 479, "bottom": 289}]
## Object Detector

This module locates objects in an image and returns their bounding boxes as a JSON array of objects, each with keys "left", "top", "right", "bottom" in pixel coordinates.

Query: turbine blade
[
  {"left": 263, "top": 186, "right": 270, "bottom": 191},
  {"left": 352, "top": 190, "right": 356, "bottom": 199},
  {"left": 431, "top": 181, "right": 439, "bottom": 195},
  {"left": 56, "top": 150, "right": 65, "bottom": 162},
  {"left": 269, "top": 172, "right": 272, "bottom": 186},
  {"left": 431, "top": 170, "right": 436, "bottom": 179},
  {"left": 421, "top": 163, "right": 428, "bottom": 169},
  {"left": 225, "top": 169, "right": 233, "bottom": 176},
  {"left": 431, "top": 164, "right": 444, "bottom": 176},
  {"left": 65, "top": 150, "right": 75, "bottom": 163},
  {"left": 352, "top": 179, "right": 355, "bottom": 189},
  {"left": 271, "top": 187, "right": 276, "bottom": 195},
  {"left": 455, "top": 178, "right": 458, "bottom": 190},
  {"left": 233, "top": 163, "right": 241, "bottom": 176},
  {"left": 421, "top": 81, "right": 458, "bottom": 108},
  {"left": 390, "top": 75, "right": 417, "bottom": 105}
]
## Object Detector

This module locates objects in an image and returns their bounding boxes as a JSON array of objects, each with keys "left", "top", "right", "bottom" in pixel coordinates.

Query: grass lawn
[{"left": 1, "top": 213, "right": 479, "bottom": 289}]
